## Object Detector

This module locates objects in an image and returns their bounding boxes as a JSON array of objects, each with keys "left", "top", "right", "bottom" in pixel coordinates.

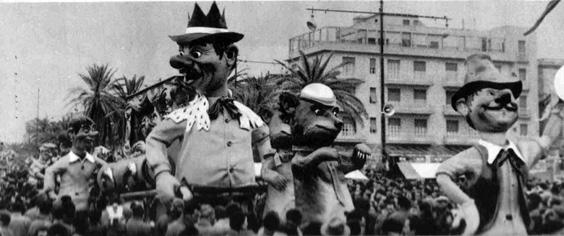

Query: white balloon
[{"left": 553, "top": 66, "right": 564, "bottom": 100}]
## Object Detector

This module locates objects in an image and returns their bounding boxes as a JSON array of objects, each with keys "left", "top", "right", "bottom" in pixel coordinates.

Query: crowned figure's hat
[{"left": 169, "top": 2, "right": 244, "bottom": 45}]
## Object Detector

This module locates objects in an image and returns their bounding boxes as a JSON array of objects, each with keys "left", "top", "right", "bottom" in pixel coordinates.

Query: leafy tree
[{"left": 67, "top": 64, "right": 122, "bottom": 146}]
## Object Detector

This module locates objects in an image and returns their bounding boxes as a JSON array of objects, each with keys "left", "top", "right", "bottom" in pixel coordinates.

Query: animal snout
[
  {"left": 170, "top": 55, "right": 193, "bottom": 69},
  {"left": 334, "top": 119, "right": 343, "bottom": 130}
]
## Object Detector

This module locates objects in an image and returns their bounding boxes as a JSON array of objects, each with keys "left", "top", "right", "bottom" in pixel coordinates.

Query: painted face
[
  {"left": 460, "top": 87, "right": 519, "bottom": 132},
  {"left": 172, "top": 42, "right": 232, "bottom": 96}
]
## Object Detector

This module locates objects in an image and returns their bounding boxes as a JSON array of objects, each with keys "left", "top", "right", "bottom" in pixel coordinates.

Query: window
[
  {"left": 388, "top": 118, "right": 401, "bottom": 134},
  {"left": 518, "top": 68, "right": 526, "bottom": 81},
  {"left": 414, "top": 61, "right": 426, "bottom": 72},
  {"left": 445, "top": 63, "right": 458, "bottom": 72},
  {"left": 446, "top": 90, "right": 456, "bottom": 106},
  {"left": 414, "top": 119, "right": 428, "bottom": 135},
  {"left": 518, "top": 40, "right": 526, "bottom": 55},
  {"left": 388, "top": 60, "right": 400, "bottom": 80},
  {"left": 520, "top": 123, "right": 528, "bottom": 136},
  {"left": 370, "top": 58, "right": 376, "bottom": 74},
  {"left": 430, "top": 41, "right": 439, "bottom": 49},
  {"left": 368, "top": 38, "right": 376, "bottom": 45},
  {"left": 370, "top": 87, "right": 377, "bottom": 104},
  {"left": 370, "top": 117, "right": 377, "bottom": 134},
  {"left": 403, "top": 19, "right": 410, "bottom": 26},
  {"left": 414, "top": 61, "right": 426, "bottom": 80},
  {"left": 342, "top": 57, "right": 355, "bottom": 75},
  {"left": 413, "top": 89, "right": 427, "bottom": 102},
  {"left": 520, "top": 95, "right": 527, "bottom": 110},
  {"left": 388, "top": 88, "right": 401, "bottom": 102},
  {"left": 481, "top": 38, "right": 488, "bottom": 52},
  {"left": 341, "top": 115, "right": 356, "bottom": 136},
  {"left": 401, "top": 32, "right": 411, "bottom": 47},
  {"left": 446, "top": 119, "right": 459, "bottom": 133}
]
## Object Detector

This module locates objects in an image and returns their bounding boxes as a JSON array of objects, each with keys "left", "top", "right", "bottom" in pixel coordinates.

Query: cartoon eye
[
  {"left": 333, "top": 110, "right": 339, "bottom": 116},
  {"left": 190, "top": 50, "right": 203, "bottom": 58},
  {"left": 314, "top": 109, "right": 323, "bottom": 115}
]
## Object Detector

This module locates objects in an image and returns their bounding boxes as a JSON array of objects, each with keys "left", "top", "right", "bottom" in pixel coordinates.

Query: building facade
[{"left": 288, "top": 14, "right": 540, "bottom": 166}]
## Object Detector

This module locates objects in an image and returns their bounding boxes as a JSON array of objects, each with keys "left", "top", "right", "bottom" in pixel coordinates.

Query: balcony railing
[
  {"left": 386, "top": 74, "right": 433, "bottom": 86},
  {"left": 389, "top": 102, "right": 433, "bottom": 115},
  {"left": 386, "top": 131, "right": 434, "bottom": 144},
  {"left": 443, "top": 131, "right": 480, "bottom": 145},
  {"left": 289, "top": 26, "right": 507, "bottom": 57}
]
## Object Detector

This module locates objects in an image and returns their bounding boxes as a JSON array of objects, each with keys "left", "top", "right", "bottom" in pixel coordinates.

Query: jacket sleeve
[
  {"left": 435, "top": 149, "right": 481, "bottom": 205},
  {"left": 145, "top": 118, "right": 186, "bottom": 179},
  {"left": 43, "top": 158, "right": 66, "bottom": 192},
  {"left": 252, "top": 124, "right": 275, "bottom": 160}
]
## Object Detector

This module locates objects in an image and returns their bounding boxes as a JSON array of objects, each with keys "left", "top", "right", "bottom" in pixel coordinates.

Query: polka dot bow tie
[{"left": 166, "top": 94, "right": 211, "bottom": 132}]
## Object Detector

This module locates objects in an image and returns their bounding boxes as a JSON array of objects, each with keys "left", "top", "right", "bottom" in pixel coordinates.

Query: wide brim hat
[
  {"left": 169, "top": 2, "right": 244, "bottom": 45},
  {"left": 451, "top": 54, "right": 522, "bottom": 111}
]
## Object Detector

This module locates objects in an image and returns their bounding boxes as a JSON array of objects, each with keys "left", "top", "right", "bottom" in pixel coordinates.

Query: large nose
[
  {"left": 334, "top": 118, "right": 343, "bottom": 130},
  {"left": 494, "top": 90, "right": 514, "bottom": 104},
  {"left": 169, "top": 55, "right": 193, "bottom": 69}
]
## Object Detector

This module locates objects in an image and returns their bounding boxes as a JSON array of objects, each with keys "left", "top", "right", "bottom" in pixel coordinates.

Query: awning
[
  {"left": 385, "top": 144, "right": 469, "bottom": 157},
  {"left": 397, "top": 162, "right": 441, "bottom": 179},
  {"left": 345, "top": 170, "right": 369, "bottom": 180}
]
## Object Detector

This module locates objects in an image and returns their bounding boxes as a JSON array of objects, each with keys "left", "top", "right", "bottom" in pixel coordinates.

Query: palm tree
[
  {"left": 229, "top": 74, "right": 285, "bottom": 122},
  {"left": 111, "top": 75, "right": 146, "bottom": 145},
  {"left": 276, "top": 51, "right": 368, "bottom": 125},
  {"left": 67, "top": 64, "right": 122, "bottom": 146}
]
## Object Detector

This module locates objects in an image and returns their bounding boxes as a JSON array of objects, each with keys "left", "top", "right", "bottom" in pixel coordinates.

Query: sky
[{"left": 1, "top": 0, "right": 564, "bottom": 142}]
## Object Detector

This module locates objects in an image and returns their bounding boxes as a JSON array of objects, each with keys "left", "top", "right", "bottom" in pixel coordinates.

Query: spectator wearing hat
[
  {"left": 320, "top": 217, "right": 350, "bottom": 236},
  {"left": 43, "top": 116, "right": 107, "bottom": 212}
]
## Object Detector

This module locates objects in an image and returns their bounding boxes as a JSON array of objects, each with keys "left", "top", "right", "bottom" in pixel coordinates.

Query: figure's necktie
[
  {"left": 207, "top": 96, "right": 241, "bottom": 121},
  {"left": 494, "top": 149, "right": 526, "bottom": 176}
]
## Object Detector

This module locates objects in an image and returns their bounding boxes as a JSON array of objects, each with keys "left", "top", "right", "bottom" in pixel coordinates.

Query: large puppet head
[
  {"left": 453, "top": 54, "right": 522, "bottom": 133},
  {"left": 169, "top": 2, "right": 241, "bottom": 97},
  {"left": 67, "top": 116, "right": 98, "bottom": 153},
  {"left": 278, "top": 83, "right": 343, "bottom": 148}
]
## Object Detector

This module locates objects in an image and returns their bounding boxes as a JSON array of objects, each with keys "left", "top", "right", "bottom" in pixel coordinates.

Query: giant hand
[{"left": 155, "top": 172, "right": 181, "bottom": 203}]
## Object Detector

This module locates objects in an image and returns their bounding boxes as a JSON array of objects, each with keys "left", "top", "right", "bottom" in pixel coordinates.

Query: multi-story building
[{"left": 287, "top": 13, "right": 540, "bottom": 168}]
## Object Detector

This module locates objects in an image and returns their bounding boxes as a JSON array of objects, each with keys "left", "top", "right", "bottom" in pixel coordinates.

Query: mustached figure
[{"left": 436, "top": 54, "right": 564, "bottom": 235}]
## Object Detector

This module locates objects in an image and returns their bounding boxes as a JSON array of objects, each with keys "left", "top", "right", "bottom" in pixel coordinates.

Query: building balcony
[
  {"left": 442, "top": 105, "right": 462, "bottom": 116},
  {"left": 443, "top": 132, "right": 480, "bottom": 145},
  {"left": 386, "top": 131, "right": 434, "bottom": 144},
  {"left": 288, "top": 26, "right": 515, "bottom": 62},
  {"left": 385, "top": 75, "right": 433, "bottom": 86},
  {"left": 388, "top": 102, "right": 433, "bottom": 115}
]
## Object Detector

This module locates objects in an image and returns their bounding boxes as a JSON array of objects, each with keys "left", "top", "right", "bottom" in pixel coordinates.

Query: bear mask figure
[{"left": 276, "top": 83, "right": 370, "bottom": 225}]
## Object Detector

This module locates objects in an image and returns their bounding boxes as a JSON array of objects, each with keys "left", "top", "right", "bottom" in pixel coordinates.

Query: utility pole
[{"left": 379, "top": 0, "right": 386, "bottom": 166}]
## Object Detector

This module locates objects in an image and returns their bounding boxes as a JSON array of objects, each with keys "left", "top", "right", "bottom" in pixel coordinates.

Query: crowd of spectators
[{"left": 4, "top": 144, "right": 564, "bottom": 236}]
